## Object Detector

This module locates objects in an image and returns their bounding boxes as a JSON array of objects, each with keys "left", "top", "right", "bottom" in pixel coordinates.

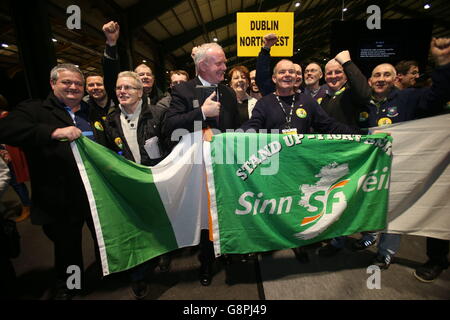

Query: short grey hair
[
  {"left": 273, "top": 59, "right": 294, "bottom": 76},
  {"left": 50, "top": 63, "right": 84, "bottom": 84},
  {"left": 193, "top": 42, "right": 224, "bottom": 67},
  {"left": 117, "top": 71, "right": 143, "bottom": 90}
]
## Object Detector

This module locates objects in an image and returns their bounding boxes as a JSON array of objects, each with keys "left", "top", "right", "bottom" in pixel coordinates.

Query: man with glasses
[
  {"left": 394, "top": 60, "right": 420, "bottom": 90},
  {"left": 0, "top": 64, "right": 99, "bottom": 300},
  {"left": 103, "top": 71, "right": 166, "bottom": 299},
  {"left": 105, "top": 71, "right": 165, "bottom": 166}
]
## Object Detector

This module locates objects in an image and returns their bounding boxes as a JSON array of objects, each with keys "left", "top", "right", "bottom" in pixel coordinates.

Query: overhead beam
[
  {"left": 162, "top": 0, "right": 294, "bottom": 52},
  {"left": 127, "top": 0, "right": 185, "bottom": 31}
]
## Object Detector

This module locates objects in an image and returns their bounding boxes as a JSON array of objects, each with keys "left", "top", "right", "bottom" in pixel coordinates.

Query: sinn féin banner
[{"left": 204, "top": 133, "right": 393, "bottom": 256}]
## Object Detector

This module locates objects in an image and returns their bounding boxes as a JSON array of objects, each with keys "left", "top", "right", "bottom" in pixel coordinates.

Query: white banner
[{"left": 375, "top": 114, "right": 450, "bottom": 240}]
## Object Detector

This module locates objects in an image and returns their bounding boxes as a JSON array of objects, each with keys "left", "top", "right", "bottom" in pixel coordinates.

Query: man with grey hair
[
  {"left": 165, "top": 42, "right": 240, "bottom": 287},
  {"left": 0, "top": 63, "right": 99, "bottom": 299},
  {"left": 104, "top": 71, "right": 165, "bottom": 166},
  {"left": 103, "top": 71, "right": 166, "bottom": 299}
]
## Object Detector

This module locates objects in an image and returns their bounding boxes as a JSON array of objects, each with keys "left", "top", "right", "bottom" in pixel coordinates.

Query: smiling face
[
  {"left": 304, "top": 63, "right": 322, "bottom": 87},
  {"left": 369, "top": 64, "right": 396, "bottom": 97},
  {"left": 116, "top": 76, "right": 143, "bottom": 109},
  {"left": 50, "top": 70, "right": 84, "bottom": 107},
  {"left": 230, "top": 70, "right": 249, "bottom": 95},
  {"left": 249, "top": 70, "right": 259, "bottom": 93},
  {"left": 135, "top": 65, "right": 154, "bottom": 94},
  {"left": 272, "top": 59, "right": 296, "bottom": 95},
  {"left": 398, "top": 65, "right": 420, "bottom": 88},
  {"left": 293, "top": 64, "right": 303, "bottom": 89},
  {"left": 198, "top": 48, "right": 227, "bottom": 84},
  {"left": 325, "top": 60, "right": 347, "bottom": 92},
  {"left": 86, "top": 75, "right": 106, "bottom": 100}
]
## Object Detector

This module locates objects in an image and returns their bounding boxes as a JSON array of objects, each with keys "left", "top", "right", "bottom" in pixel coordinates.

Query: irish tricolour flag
[
  {"left": 72, "top": 132, "right": 209, "bottom": 276},
  {"left": 72, "top": 131, "right": 393, "bottom": 276}
]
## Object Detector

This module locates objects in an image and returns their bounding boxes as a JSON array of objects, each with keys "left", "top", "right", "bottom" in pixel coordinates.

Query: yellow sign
[{"left": 237, "top": 12, "right": 294, "bottom": 57}]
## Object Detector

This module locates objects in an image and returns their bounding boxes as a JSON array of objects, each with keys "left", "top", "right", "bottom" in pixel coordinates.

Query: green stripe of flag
[{"left": 73, "top": 136, "right": 178, "bottom": 275}]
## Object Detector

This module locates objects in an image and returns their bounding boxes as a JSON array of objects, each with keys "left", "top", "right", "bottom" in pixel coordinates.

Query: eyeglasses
[
  {"left": 115, "top": 85, "right": 139, "bottom": 91},
  {"left": 60, "top": 80, "right": 84, "bottom": 87}
]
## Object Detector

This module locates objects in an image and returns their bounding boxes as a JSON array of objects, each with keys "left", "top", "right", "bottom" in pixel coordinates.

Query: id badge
[{"left": 282, "top": 128, "right": 297, "bottom": 135}]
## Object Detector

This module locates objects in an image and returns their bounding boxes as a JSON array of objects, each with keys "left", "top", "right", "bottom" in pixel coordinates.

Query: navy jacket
[
  {"left": 241, "top": 92, "right": 362, "bottom": 134},
  {"left": 361, "top": 64, "right": 450, "bottom": 127}
]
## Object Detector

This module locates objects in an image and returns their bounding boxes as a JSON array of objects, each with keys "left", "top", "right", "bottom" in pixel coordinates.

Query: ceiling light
[
  {"left": 213, "top": 37, "right": 218, "bottom": 42},
  {"left": 295, "top": 2, "right": 301, "bottom": 7},
  {"left": 342, "top": 7, "right": 348, "bottom": 12},
  {"left": 52, "top": 38, "right": 57, "bottom": 42},
  {"left": 142, "top": 60, "right": 147, "bottom": 63},
  {"left": 424, "top": 4, "right": 431, "bottom": 9},
  {"left": 1, "top": 43, "right": 8, "bottom": 48}
]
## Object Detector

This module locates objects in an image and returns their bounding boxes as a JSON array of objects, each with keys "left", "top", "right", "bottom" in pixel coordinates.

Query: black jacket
[
  {"left": 165, "top": 77, "right": 240, "bottom": 134},
  {"left": 361, "top": 63, "right": 450, "bottom": 128},
  {"left": 104, "top": 102, "right": 167, "bottom": 166},
  {"left": 320, "top": 61, "right": 372, "bottom": 128},
  {"left": 83, "top": 95, "right": 115, "bottom": 146},
  {"left": 0, "top": 93, "right": 91, "bottom": 225}
]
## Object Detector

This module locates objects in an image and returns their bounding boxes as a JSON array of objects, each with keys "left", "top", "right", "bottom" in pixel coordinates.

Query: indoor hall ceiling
[{"left": 1, "top": 0, "right": 450, "bottom": 82}]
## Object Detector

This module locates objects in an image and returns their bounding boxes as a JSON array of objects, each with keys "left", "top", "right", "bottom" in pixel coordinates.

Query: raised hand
[
  {"left": 102, "top": 21, "right": 120, "bottom": 46},
  {"left": 430, "top": 37, "right": 450, "bottom": 66},
  {"left": 263, "top": 33, "right": 278, "bottom": 49}
]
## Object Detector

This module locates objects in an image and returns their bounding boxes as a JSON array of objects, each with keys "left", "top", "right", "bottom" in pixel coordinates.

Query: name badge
[{"left": 282, "top": 128, "right": 297, "bottom": 135}]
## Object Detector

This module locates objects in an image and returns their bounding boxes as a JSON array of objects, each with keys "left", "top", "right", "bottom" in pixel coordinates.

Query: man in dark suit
[
  {"left": 165, "top": 42, "right": 240, "bottom": 286},
  {"left": 0, "top": 64, "right": 98, "bottom": 299}
]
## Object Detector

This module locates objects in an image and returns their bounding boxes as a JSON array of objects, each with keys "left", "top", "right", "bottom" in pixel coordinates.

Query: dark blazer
[
  {"left": 0, "top": 93, "right": 91, "bottom": 225},
  {"left": 165, "top": 77, "right": 240, "bottom": 136}
]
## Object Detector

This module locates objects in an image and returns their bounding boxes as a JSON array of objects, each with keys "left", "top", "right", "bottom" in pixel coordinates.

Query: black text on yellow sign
[{"left": 237, "top": 12, "right": 294, "bottom": 57}]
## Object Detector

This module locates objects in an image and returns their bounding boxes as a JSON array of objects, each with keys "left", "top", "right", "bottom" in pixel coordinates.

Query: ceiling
[{"left": 1, "top": 0, "right": 449, "bottom": 85}]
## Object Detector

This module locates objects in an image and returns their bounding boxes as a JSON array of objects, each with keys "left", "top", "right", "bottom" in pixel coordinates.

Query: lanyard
[
  {"left": 64, "top": 106, "right": 76, "bottom": 125},
  {"left": 334, "top": 86, "right": 346, "bottom": 96},
  {"left": 275, "top": 94, "right": 295, "bottom": 128}
]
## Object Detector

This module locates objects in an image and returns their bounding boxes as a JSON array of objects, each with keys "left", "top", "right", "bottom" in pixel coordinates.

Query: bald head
[
  {"left": 304, "top": 62, "right": 323, "bottom": 88},
  {"left": 325, "top": 59, "right": 347, "bottom": 92},
  {"left": 369, "top": 63, "right": 397, "bottom": 98}
]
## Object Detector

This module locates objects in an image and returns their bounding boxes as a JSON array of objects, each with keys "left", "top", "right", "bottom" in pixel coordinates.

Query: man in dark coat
[
  {"left": 0, "top": 64, "right": 98, "bottom": 299},
  {"left": 165, "top": 42, "right": 240, "bottom": 287}
]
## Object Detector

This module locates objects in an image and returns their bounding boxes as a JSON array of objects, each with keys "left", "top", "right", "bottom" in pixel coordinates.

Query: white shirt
[{"left": 119, "top": 101, "right": 142, "bottom": 164}]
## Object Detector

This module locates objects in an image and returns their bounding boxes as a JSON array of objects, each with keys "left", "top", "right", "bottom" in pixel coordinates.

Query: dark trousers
[
  {"left": 0, "top": 256, "right": 17, "bottom": 299},
  {"left": 42, "top": 215, "right": 100, "bottom": 288},
  {"left": 426, "top": 237, "right": 449, "bottom": 267},
  {"left": 42, "top": 220, "right": 85, "bottom": 284},
  {"left": 199, "top": 229, "right": 215, "bottom": 267}
]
